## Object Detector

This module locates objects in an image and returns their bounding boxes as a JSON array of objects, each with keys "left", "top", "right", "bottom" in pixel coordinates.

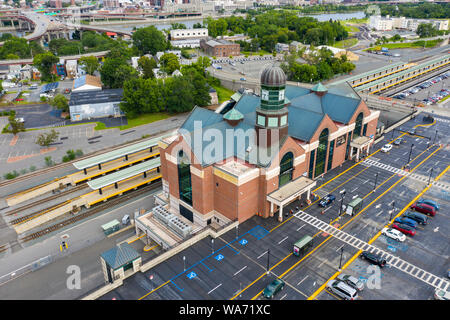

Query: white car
[
  {"left": 382, "top": 227, "right": 406, "bottom": 242},
  {"left": 381, "top": 144, "right": 393, "bottom": 153},
  {"left": 434, "top": 288, "right": 450, "bottom": 300},
  {"left": 15, "top": 117, "right": 24, "bottom": 123}
]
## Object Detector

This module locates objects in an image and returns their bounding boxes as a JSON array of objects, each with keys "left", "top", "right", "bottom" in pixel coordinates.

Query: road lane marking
[
  {"left": 278, "top": 236, "right": 289, "bottom": 245},
  {"left": 208, "top": 283, "right": 222, "bottom": 295},
  {"left": 233, "top": 266, "right": 247, "bottom": 276}
]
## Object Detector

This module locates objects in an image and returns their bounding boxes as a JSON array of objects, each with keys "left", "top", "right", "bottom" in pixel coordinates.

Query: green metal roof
[
  {"left": 87, "top": 157, "right": 160, "bottom": 190},
  {"left": 73, "top": 134, "right": 170, "bottom": 170},
  {"left": 294, "top": 235, "right": 313, "bottom": 248},
  {"left": 231, "top": 92, "right": 242, "bottom": 102},
  {"left": 223, "top": 108, "right": 244, "bottom": 121},
  {"left": 331, "top": 61, "right": 407, "bottom": 86},
  {"left": 100, "top": 242, "right": 140, "bottom": 270},
  {"left": 357, "top": 54, "right": 450, "bottom": 92},
  {"left": 101, "top": 219, "right": 120, "bottom": 230},
  {"left": 310, "top": 82, "right": 328, "bottom": 92}
]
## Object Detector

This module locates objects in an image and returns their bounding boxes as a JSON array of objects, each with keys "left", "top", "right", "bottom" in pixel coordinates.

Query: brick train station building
[{"left": 157, "top": 66, "right": 379, "bottom": 227}]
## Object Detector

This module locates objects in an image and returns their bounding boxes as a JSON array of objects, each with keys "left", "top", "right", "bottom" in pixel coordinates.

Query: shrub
[
  {"left": 45, "top": 156, "right": 54, "bottom": 167},
  {"left": 29, "top": 165, "right": 36, "bottom": 172},
  {"left": 75, "top": 149, "right": 83, "bottom": 157},
  {"left": 4, "top": 170, "right": 19, "bottom": 180}
]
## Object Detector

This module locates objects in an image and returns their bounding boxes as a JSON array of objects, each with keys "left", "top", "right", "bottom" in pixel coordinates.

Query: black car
[
  {"left": 318, "top": 194, "right": 336, "bottom": 207},
  {"left": 360, "top": 251, "right": 386, "bottom": 267}
]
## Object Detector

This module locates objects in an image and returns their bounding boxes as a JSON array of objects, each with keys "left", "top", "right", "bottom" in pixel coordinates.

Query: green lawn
[
  {"left": 241, "top": 50, "right": 272, "bottom": 57},
  {"left": 211, "top": 84, "right": 235, "bottom": 103},
  {"left": 94, "top": 112, "right": 172, "bottom": 131},
  {"left": 339, "top": 21, "right": 359, "bottom": 33},
  {"left": 365, "top": 40, "right": 441, "bottom": 51},
  {"left": 334, "top": 38, "right": 358, "bottom": 49}
]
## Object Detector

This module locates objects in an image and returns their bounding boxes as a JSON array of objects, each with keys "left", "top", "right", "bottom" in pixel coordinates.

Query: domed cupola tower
[{"left": 255, "top": 65, "right": 289, "bottom": 147}]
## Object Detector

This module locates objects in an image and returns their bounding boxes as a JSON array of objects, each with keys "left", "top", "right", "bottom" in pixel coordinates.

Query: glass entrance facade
[
  {"left": 279, "top": 152, "right": 294, "bottom": 187},
  {"left": 314, "top": 129, "right": 329, "bottom": 178},
  {"left": 177, "top": 151, "right": 192, "bottom": 206}
]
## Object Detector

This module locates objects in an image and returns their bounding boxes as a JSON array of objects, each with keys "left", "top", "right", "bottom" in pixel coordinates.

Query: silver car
[
  {"left": 327, "top": 280, "right": 358, "bottom": 300},
  {"left": 337, "top": 274, "right": 364, "bottom": 291}
]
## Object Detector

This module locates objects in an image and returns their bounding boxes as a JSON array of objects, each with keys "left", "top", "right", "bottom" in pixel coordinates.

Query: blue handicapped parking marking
[
  {"left": 239, "top": 238, "right": 248, "bottom": 246},
  {"left": 215, "top": 254, "right": 224, "bottom": 261},
  {"left": 187, "top": 271, "right": 197, "bottom": 279}
]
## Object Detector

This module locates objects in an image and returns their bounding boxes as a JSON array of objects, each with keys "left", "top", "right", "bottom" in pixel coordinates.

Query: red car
[
  {"left": 410, "top": 203, "right": 436, "bottom": 216},
  {"left": 392, "top": 223, "right": 416, "bottom": 236},
  {"left": 15, "top": 98, "right": 24, "bottom": 101}
]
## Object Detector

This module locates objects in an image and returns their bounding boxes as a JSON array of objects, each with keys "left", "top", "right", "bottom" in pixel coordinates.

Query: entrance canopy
[
  {"left": 267, "top": 176, "right": 316, "bottom": 207},
  {"left": 350, "top": 136, "right": 373, "bottom": 161}
]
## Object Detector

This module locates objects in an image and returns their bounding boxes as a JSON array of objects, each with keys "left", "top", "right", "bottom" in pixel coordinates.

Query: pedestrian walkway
[
  {"left": 293, "top": 210, "right": 450, "bottom": 292},
  {"left": 361, "top": 158, "right": 408, "bottom": 176}
]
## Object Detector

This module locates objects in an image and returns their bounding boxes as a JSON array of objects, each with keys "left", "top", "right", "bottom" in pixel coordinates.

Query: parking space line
[
  {"left": 278, "top": 236, "right": 289, "bottom": 245},
  {"left": 208, "top": 283, "right": 222, "bottom": 295},
  {"left": 233, "top": 266, "right": 247, "bottom": 276}
]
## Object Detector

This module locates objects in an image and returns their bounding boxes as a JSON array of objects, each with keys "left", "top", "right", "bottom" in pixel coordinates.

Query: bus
[{"left": 293, "top": 235, "right": 314, "bottom": 257}]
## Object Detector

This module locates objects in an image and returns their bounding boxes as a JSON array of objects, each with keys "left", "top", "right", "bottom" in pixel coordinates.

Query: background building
[
  {"left": 69, "top": 88, "right": 123, "bottom": 121},
  {"left": 200, "top": 39, "right": 240, "bottom": 57}
]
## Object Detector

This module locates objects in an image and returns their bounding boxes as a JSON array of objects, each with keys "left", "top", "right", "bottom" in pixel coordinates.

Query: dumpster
[{"left": 101, "top": 219, "right": 120, "bottom": 236}]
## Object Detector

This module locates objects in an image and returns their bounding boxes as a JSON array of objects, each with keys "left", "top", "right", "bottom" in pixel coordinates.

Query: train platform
[
  {"left": 13, "top": 161, "right": 162, "bottom": 235},
  {"left": 5, "top": 135, "right": 166, "bottom": 207}
]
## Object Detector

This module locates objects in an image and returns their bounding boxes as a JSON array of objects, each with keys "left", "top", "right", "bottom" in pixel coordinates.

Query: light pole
[
  {"left": 373, "top": 172, "right": 379, "bottom": 192},
  {"left": 339, "top": 247, "right": 344, "bottom": 270},
  {"left": 183, "top": 255, "right": 186, "bottom": 272},
  {"left": 266, "top": 249, "right": 270, "bottom": 275},
  {"left": 211, "top": 238, "right": 214, "bottom": 254},
  {"left": 390, "top": 201, "right": 396, "bottom": 221},
  {"left": 236, "top": 225, "right": 239, "bottom": 239},
  {"left": 407, "top": 143, "right": 414, "bottom": 165},
  {"left": 433, "top": 130, "right": 438, "bottom": 145},
  {"left": 338, "top": 189, "right": 346, "bottom": 217},
  {"left": 428, "top": 168, "right": 434, "bottom": 185}
]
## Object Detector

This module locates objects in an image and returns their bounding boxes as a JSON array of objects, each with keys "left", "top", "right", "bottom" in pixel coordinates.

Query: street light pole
[
  {"left": 211, "top": 238, "right": 214, "bottom": 254},
  {"left": 183, "top": 256, "right": 186, "bottom": 272},
  {"left": 338, "top": 189, "right": 346, "bottom": 217},
  {"left": 390, "top": 201, "right": 395, "bottom": 221},
  {"left": 266, "top": 249, "right": 270, "bottom": 275},
  {"left": 433, "top": 130, "right": 438, "bottom": 145},
  {"left": 428, "top": 168, "right": 434, "bottom": 185},
  {"left": 407, "top": 143, "right": 414, "bottom": 165},
  {"left": 339, "top": 247, "right": 344, "bottom": 270},
  {"left": 373, "top": 172, "right": 379, "bottom": 192}
]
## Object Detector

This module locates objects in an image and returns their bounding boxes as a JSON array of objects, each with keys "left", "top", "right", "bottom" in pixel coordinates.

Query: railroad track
[
  {"left": 20, "top": 179, "right": 162, "bottom": 242},
  {"left": 5, "top": 184, "right": 87, "bottom": 217}
]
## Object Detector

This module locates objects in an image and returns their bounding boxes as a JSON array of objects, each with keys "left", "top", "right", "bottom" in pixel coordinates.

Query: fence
[{"left": 0, "top": 254, "right": 52, "bottom": 286}]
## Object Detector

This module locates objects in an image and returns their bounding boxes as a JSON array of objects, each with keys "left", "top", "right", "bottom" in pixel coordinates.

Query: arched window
[
  {"left": 314, "top": 128, "right": 329, "bottom": 178},
  {"left": 177, "top": 150, "right": 192, "bottom": 206},
  {"left": 279, "top": 152, "right": 294, "bottom": 187},
  {"left": 353, "top": 113, "right": 364, "bottom": 139}
]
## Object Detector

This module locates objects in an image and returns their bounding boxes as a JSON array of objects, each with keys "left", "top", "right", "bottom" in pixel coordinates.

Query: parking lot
[
  {"left": 393, "top": 71, "right": 450, "bottom": 105},
  {"left": 211, "top": 55, "right": 276, "bottom": 81}
]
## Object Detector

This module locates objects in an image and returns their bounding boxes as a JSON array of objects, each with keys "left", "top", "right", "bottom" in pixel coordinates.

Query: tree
[
  {"left": 8, "top": 115, "right": 25, "bottom": 136},
  {"left": 193, "top": 22, "right": 204, "bottom": 29},
  {"left": 416, "top": 23, "right": 438, "bottom": 38},
  {"left": 132, "top": 26, "right": 168, "bottom": 55},
  {"left": 171, "top": 23, "right": 186, "bottom": 30},
  {"left": 79, "top": 56, "right": 100, "bottom": 75},
  {"left": 160, "top": 53, "right": 180, "bottom": 75},
  {"left": 36, "top": 129, "right": 59, "bottom": 147},
  {"left": 100, "top": 57, "right": 138, "bottom": 88},
  {"left": 33, "top": 52, "right": 58, "bottom": 82},
  {"left": 50, "top": 94, "right": 69, "bottom": 112},
  {"left": 137, "top": 56, "right": 156, "bottom": 79}
]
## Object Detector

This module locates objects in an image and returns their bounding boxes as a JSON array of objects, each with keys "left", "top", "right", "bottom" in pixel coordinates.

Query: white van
[
  {"left": 327, "top": 280, "right": 358, "bottom": 300},
  {"left": 122, "top": 214, "right": 130, "bottom": 225}
]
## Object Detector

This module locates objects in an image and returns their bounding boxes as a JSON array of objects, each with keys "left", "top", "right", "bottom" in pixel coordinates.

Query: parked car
[
  {"left": 318, "top": 194, "right": 336, "bottom": 207},
  {"left": 410, "top": 202, "right": 436, "bottom": 216},
  {"left": 402, "top": 211, "right": 428, "bottom": 225},
  {"left": 434, "top": 288, "right": 450, "bottom": 300},
  {"left": 381, "top": 144, "right": 393, "bottom": 153},
  {"left": 360, "top": 251, "right": 386, "bottom": 267},
  {"left": 417, "top": 199, "right": 439, "bottom": 211},
  {"left": 336, "top": 274, "right": 364, "bottom": 291},
  {"left": 240, "top": 77, "right": 246, "bottom": 81},
  {"left": 15, "top": 98, "right": 24, "bottom": 101},
  {"left": 326, "top": 280, "right": 358, "bottom": 300},
  {"left": 392, "top": 223, "right": 416, "bottom": 236},
  {"left": 263, "top": 278, "right": 285, "bottom": 299},
  {"left": 394, "top": 217, "right": 418, "bottom": 228},
  {"left": 14, "top": 117, "right": 24, "bottom": 123},
  {"left": 381, "top": 227, "right": 406, "bottom": 242},
  {"left": 393, "top": 138, "right": 404, "bottom": 146}
]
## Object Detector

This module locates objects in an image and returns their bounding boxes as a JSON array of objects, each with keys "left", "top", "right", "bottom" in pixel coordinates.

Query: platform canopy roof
[
  {"left": 73, "top": 134, "right": 170, "bottom": 170},
  {"left": 87, "top": 157, "right": 160, "bottom": 190}
]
